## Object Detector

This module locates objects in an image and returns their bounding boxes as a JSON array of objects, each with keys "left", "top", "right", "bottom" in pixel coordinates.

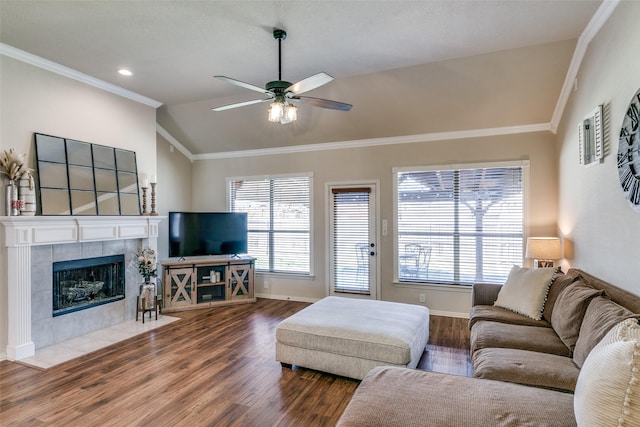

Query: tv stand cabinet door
[
  {"left": 228, "top": 263, "right": 254, "bottom": 300},
  {"left": 165, "top": 267, "right": 195, "bottom": 309}
]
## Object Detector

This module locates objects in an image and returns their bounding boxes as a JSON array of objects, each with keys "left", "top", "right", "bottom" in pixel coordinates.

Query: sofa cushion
[
  {"left": 471, "top": 320, "right": 571, "bottom": 356},
  {"left": 543, "top": 269, "right": 581, "bottom": 322},
  {"left": 573, "top": 268, "right": 640, "bottom": 314},
  {"left": 572, "top": 296, "right": 639, "bottom": 368},
  {"left": 550, "top": 280, "right": 603, "bottom": 352},
  {"left": 469, "top": 305, "right": 551, "bottom": 329},
  {"left": 337, "top": 367, "right": 577, "bottom": 427},
  {"left": 574, "top": 319, "right": 640, "bottom": 427},
  {"left": 472, "top": 347, "right": 579, "bottom": 392},
  {"left": 494, "top": 265, "right": 556, "bottom": 320}
]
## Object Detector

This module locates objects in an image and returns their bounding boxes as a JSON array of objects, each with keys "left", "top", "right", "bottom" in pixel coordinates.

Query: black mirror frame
[{"left": 34, "top": 133, "right": 142, "bottom": 216}]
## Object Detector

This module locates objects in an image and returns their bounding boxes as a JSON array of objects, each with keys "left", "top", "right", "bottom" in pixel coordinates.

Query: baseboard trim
[
  {"left": 257, "top": 294, "right": 470, "bottom": 318},
  {"left": 429, "top": 310, "right": 470, "bottom": 319},
  {"left": 255, "top": 293, "right": 320, "bottom": 303}
]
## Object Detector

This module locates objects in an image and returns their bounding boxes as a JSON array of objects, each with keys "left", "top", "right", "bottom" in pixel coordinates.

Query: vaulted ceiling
[{"left": 0, "top": 1, "right": 603, "bottom": 155}]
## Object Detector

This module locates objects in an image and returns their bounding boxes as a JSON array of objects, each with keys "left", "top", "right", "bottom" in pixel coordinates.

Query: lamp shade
[{"left": 525, "top": 237, "right": 562, "bottom": 260}]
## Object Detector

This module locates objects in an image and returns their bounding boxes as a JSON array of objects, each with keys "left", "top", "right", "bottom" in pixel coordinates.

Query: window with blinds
[
  {"left": 395, "top": 164, "right": 525, "bottom": 285},
  {"left": 228, "top": 174, "right": 311, "bottom": 274},
  {"left": 331, "top": 188, "right": 371, "bottom": 294}
]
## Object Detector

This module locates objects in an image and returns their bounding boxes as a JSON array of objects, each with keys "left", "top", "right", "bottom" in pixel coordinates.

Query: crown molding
[
  {"left": 156, "top": 124, "right": 195, "bottom": 162},
  {"left": 192, "top": 122, "right": 551, "bottom": 160},
  {"left": 0, "top": 43, "right": 163, "bottom": 109},
  {"left": 550, "top": 0, "right": 619, "bottom": 133}
]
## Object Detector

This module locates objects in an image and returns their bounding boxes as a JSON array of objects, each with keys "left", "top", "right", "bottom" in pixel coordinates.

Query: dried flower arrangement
[
  {"left": 136, "top": 246, "right": 158, "bottom": 280},
  {"left": 0, "top": 148, "right": 32, "bottom": 182}
]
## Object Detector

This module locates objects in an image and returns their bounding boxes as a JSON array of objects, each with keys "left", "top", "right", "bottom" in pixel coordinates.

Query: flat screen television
[{"left": 169, "top": 212, "right": 248, "bottom": 258}]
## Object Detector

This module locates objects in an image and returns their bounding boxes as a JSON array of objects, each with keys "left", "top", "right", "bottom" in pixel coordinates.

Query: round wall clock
[{"left": 617, "top": 87, "right": 640, "bottom": 212}]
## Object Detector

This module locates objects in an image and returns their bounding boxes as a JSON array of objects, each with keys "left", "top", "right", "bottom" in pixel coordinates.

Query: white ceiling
[{"left": 0, "top": 1, "right": 603, "bottom": 154}]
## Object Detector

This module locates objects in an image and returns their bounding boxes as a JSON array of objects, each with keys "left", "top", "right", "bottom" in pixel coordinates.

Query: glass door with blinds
[{"left": 328, "top": 184, "right": 377, "bottom": 299}]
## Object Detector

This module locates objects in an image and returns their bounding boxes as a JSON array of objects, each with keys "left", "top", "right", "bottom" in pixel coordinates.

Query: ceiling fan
[{"left": 212, "top": 28, "right": 352, "bottom": 124}]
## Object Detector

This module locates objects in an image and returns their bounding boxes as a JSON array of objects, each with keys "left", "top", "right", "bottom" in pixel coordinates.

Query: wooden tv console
[{"left": 161, "top": 255, "right": 255, "bottom": 313}]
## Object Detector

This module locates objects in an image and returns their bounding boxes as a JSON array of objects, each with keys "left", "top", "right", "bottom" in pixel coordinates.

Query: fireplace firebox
[{"left": 53, "top": 254, "right": 125, "bottom": 316}]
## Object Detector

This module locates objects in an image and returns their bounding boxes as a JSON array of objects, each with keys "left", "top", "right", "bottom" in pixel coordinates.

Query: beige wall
[
  {"left": 192, "top": 130, "right": 558, "bottom": 315},
  {"left": 556, "top": 1, "right": 640, "bottom": 293},
  {"left": 155, "top": 134, "right": 193, "bottom": 262},
  {"left": 0, "top": 56, "right": 158, "bottom": 358}
]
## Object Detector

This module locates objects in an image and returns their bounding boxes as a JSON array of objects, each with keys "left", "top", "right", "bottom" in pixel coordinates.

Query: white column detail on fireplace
[{"left": 1, "top": 216, "right": 165, "bottom": 361}]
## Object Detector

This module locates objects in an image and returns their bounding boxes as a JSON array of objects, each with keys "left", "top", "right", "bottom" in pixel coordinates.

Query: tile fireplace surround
[{"left": 0, "top": 216, "right": 164, "bottom": 361}]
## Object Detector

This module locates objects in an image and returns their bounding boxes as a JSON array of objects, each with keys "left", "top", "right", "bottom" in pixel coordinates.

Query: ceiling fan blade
[
  {"left": 295, "top": 96, "right": 352, "bottom": 111},
  {"left": 214, "top": 76, "right": 271, "bottom": 95},
  {"left": 286, "top": 72, "right": 334, "bottom": 95},
  {"left": 212, "top": 98, "right": 272, "bottom": 112}
]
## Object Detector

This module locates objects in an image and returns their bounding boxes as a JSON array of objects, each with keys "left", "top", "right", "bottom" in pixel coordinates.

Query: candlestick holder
[
  {"left": 141, "top": 187, "right": 149, "bottom": 215},
  {"left": 150, "top": 182, "right": 158, "bottom": 216}
]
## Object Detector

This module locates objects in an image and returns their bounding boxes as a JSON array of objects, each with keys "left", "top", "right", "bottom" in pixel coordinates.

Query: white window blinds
[
  {"left": 396, "top": 165, "right": 524, "bottom": 285},
  {"left": 228, "top": 175, "right": 311, "bottom": 274}
]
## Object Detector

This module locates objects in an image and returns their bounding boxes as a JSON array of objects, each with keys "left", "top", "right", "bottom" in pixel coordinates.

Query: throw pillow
[
  {"left": 573, "top": 296, "right": 640, "bottom": 368},
  {"left": 494, "top": 265, "right": 556, "bottom": 320},
  {"left": 574, "top": 318, "right": 640, "bottom": 427},
  {"left": 550, "top": 280, "right": 603, "bottom": 351},
  {"left": 542, "top": 269, "right": 581, "bottom": 322}
]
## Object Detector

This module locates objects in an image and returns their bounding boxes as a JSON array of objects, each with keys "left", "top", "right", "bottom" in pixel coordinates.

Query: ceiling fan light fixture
[
  {"left": 284, "top": 103, "right": 297, "bottom": 122},
  {"left": 213, "top": 28, "right": 351, "bottom": 119},
  {"left": 268, "top": 99, "right": 298, "bottom": 124},
  {"left": 268, "top": 100, "right": 284, "bottom": 122}
]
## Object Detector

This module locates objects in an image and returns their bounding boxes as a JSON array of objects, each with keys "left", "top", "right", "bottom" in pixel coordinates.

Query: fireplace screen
[{"left": 53, "top": 254, "right": 125, "bottom": 316}]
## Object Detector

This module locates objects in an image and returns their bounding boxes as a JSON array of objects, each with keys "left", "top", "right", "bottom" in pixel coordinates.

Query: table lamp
[{"left": 525, "top": 237, "right": 562, "bottom": 268}]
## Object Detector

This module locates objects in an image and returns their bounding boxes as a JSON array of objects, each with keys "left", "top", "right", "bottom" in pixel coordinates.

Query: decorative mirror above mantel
[{"left": 34, "top": 133, "right": 141, "bottom": 215}]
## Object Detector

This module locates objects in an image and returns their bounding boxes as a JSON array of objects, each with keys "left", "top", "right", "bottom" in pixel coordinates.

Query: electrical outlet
[
  {"left": 264, "top": 280, "right": 269, "bottom": 289},
  {"left": 419, "top": 294, "right": 426, "bottom": 303}
]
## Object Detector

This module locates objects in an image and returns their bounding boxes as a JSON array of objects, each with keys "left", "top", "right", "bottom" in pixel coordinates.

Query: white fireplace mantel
[{"left": 1, "top": 215, "right": 165, "bottom": 361}]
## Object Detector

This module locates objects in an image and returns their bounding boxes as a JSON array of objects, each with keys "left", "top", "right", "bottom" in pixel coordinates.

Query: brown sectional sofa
[
  {"left": 470, "top": 268, "right": 640, "bottom": 392},
  {"left": 336, "top": 366, "right": 576, "bottom": 427},
  {"left": 337, "top": 268, "right": 640, "bottom": 426}
]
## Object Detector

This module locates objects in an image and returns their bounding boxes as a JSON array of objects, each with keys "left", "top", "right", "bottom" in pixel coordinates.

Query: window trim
[
  {"left": 392, "top": 160, "right": 530, "bottom": 287},
  {"left": 226, "top": 172, "right": 314, "bottom": 277}
]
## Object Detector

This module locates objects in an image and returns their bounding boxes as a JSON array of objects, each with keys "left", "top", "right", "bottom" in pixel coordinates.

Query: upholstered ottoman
[{"left": 275, "top": 296, "right": 430, "bottom": 379}]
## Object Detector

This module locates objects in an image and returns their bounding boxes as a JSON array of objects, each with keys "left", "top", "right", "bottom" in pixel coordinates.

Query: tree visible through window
[
  {"left": 228, "top": 174, "right": 311, "bottom": 274},
  {"left": 395, "top": 165, "right": 524, "bottom": 285}
]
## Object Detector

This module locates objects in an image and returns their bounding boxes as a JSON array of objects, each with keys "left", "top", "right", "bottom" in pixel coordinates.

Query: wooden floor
[{"left": 0, "top": 299, "right": 471, "bottom": 426}]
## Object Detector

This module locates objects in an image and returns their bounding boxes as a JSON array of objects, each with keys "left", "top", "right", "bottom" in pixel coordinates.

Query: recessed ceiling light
[{"left": 117, "top": 68, "right": 133, "bottom": 76}]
